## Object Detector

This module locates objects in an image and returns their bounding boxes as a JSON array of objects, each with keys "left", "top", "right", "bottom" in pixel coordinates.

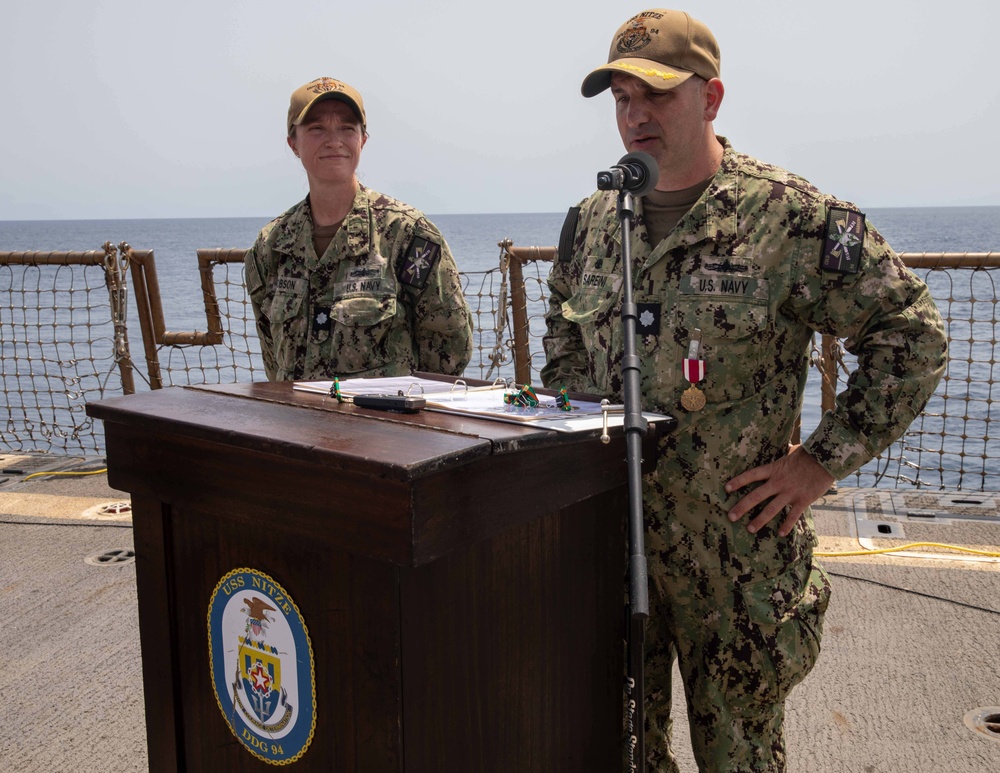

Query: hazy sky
[{"left": 4, "top": 0, "right": 998, "bottom": 220}]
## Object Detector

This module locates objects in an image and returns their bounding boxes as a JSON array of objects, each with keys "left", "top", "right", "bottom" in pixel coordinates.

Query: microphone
[{"left": 596, "top": 151, "right": 659, "bottom": 197}]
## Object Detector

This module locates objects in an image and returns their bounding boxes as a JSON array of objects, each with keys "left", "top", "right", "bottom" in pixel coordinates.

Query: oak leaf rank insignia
[
  {"left": 313, "top": 306, "right": 332, "bottom": 333},
  {"left": 636, "top": 302, "right": 661, "bottom": 335}
]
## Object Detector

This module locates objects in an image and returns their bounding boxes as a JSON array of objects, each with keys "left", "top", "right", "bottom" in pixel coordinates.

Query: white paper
[{"left": 293, "top": 377, "right": 672, "bottom": 433}]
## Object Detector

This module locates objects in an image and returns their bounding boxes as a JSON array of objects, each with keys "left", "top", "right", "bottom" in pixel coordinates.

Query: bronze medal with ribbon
[{"left": 681, "top": 330, "right": 706, "bottom": 411}]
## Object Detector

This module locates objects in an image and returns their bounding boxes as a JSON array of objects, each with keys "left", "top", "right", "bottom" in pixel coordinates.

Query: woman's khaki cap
[
  {"left": 582, "top": 9, "right": 720, "bottom": 97},
  {"left": 286, "top": 77, "right": 366, "bottom": 135}
]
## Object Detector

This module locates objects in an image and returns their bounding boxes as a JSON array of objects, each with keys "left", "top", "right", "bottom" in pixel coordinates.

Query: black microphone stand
[
  {"left": 616, "top": 184, "right": 649, "bottom": 773},
  {"left": 595, "top": 151, "right": 658, "bottom": 772}
]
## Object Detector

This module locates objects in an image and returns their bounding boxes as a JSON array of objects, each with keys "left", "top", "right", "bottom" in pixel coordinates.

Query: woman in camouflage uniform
[{"left": 246, "top": 77, "right": 472, "bottom": 381}]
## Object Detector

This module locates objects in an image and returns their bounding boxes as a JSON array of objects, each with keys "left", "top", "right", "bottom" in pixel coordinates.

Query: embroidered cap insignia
[
  {"left": 617, "top": 20, "right": 654, "bottom": 53},
  {"left": 309, "top": 77, "right": 345, "bottom": 96}
]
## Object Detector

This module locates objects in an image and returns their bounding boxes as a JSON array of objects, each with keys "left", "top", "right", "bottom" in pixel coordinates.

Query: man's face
[
  {"left": 287, "top": 99, "right": 366, "bottom": 187},
  {"left": 610, "top": 73, "right": 711, "bottom": 184}
]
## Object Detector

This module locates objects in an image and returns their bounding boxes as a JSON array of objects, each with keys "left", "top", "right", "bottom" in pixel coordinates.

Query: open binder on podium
[{"left": 293, "top": 375, "right": 675, "bottom": 434}]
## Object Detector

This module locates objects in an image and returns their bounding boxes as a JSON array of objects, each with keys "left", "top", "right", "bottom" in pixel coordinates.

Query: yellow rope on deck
[
  {"left": 817, "top": 541, "right": 1000, "bottom": 558},
  {"left": 23, "top": 468, "right": 108, "bottom": 481}
]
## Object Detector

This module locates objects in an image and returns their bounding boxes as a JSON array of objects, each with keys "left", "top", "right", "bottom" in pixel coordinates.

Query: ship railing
[
  {"left": 126, "top": 247, "right": 253, "bottom": 390},
  {"left": 121, "top": 242, "right": 558, "bottom": 390},
  {"left": 1, "top": 242, "right": 997, "bottom": 492}
]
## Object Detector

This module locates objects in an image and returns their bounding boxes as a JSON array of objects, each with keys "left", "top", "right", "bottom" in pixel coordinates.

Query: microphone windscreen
[{"left": 618, "top": 151, "right": 659, "bottom": 197}]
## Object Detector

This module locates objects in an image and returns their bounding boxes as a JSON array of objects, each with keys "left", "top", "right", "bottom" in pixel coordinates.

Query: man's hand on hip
[{"left": 725, "top": 445, "right": 835, "bottom": 537}]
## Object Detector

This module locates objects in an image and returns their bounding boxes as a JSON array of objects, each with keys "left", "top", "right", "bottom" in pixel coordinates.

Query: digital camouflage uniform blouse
[
  {"left": 245, "top": 185, "right": 472, "bottom": 381},
  {"left": 542, "top": 138, "right": 947, "bottom": 580}
]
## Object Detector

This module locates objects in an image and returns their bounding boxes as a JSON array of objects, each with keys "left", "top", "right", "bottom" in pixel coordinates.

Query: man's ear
[{"left": 705, "top": 78, "right": 724, "bottom": 122}]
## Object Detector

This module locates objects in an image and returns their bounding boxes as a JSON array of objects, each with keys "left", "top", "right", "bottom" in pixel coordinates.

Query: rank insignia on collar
[
  {"left": 821, "top": 207, "right": 865, "bottom": 274},
  {"left": 636, "top": 302, "right": 661, "bottom": 335},
  {"left": 400, "top": 237, "right": 441, "bottom": 289}
]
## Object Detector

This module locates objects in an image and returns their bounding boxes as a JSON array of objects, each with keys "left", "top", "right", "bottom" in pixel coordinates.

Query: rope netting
[
  {"left": 838, "top": 260, "right": 999, "bottom": 489},
  {"left": 0, "top": 244, "right": 134, "bottom": 454},
  {"left": 1, "top": 243, "right": 996, "bottom": 492},
  {"left": 142, "top": 251, "right": 516, "bottom": 387}
]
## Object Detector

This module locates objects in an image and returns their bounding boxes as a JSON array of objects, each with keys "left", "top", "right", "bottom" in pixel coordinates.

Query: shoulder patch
[
  {"left": 558, "top": 206, "right": 581, "bottom": 263},
  {"left": 399, "top": 236, "right": 441, "bottom": 289},
  {"left": 821, "top": 207, "right": 865, "bottom": 274}
]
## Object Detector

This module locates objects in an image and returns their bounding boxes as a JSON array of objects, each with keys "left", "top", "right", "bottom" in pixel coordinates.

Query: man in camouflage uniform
[
  {"left": 541, "top": 10, "right": 946, "bottom": 772},
  {"left": 246, "top": 77, "right": 472, "bottom": 381}
]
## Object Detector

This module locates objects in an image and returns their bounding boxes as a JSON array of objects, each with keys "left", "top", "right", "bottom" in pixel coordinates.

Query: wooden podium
[{"left": 88, "top": 379, "right": 662, "bottom": 772}]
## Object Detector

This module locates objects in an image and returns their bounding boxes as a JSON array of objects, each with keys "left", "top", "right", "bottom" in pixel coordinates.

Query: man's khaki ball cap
[
  {"left": 287, "top": 77, "right": 366, "bottom": 135},
  {"left": 582, "top": 9, "right": 720, "bottom": 97}
]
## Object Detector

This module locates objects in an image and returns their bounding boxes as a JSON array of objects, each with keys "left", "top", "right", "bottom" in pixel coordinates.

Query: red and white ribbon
[{"left": 683, "top": 358, "right": 705, "bottom": 384}]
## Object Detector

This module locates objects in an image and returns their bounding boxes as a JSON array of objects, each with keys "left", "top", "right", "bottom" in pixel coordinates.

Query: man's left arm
[{"left": 727, "top": 220, "right": 948, "bottom": 536}]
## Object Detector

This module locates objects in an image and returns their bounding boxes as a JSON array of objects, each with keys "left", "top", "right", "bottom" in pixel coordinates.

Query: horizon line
[{"left": 4, "top": 203, "right": 1000, "bottom": 224}]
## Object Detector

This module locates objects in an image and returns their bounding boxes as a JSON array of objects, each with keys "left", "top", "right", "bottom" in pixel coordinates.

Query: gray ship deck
[{"left": 2, "top": 453, "right": 998, "bottom": 772}]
